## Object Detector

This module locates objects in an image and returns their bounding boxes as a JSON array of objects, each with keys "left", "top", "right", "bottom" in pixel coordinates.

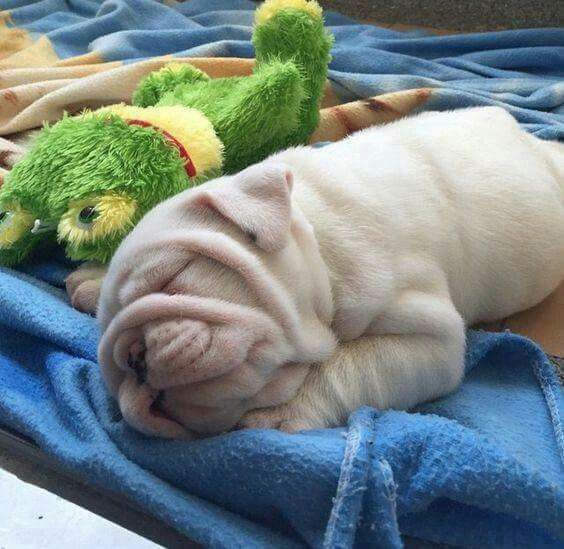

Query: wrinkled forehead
[
  {"left": 97, "top": 232, "right": 194, "bottom": 330},
  {"left": 97, "top": 196, "right": 248, "bottom": 328},
  {"left": 114, "top": 177, "right": 232, "bottom": 245}
]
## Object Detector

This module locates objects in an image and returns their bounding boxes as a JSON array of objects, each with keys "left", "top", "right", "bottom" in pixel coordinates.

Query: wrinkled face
[
  {"left": 97, "top": 163, "right": 336, "bottom": 438},
  {"left": 0, "top": 114, "right": 187, "bottom": 265}
]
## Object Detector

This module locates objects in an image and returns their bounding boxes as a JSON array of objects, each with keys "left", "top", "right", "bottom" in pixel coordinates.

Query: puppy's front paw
[
  {"left": 67, "top": 278, "right": 102, "bottom": 314},
  {"left": 239, "top": 401, "right": 324, "bottom": 433},
  {"left": 65, "top": 263, "right": 107, "bottom": 314}
]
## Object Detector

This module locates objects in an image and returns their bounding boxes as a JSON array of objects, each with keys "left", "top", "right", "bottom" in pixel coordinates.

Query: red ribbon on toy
[{"left": 126, "top": 119, "right": 197, "bottom": 178}]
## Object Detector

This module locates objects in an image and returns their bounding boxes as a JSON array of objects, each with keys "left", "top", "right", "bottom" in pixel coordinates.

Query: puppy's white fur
[{"left": 97, "top": 107, "right": 564, "bottom": 437}]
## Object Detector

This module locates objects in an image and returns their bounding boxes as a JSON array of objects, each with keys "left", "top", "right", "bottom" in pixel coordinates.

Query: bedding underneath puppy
[{"left": 96, "top": 107, "right": 564, "bottom": 438}]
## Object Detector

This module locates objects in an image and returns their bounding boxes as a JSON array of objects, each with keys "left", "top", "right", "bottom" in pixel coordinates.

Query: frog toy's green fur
[{"left": 0, "top": 0, "right": 332, "bottom": 265}]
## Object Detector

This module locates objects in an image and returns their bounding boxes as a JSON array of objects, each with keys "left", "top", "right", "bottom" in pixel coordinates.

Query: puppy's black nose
[{"left": 127, "top": 349, "right": 147, "bottom": 385}]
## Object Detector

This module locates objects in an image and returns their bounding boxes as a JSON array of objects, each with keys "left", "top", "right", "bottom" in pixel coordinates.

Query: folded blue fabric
[{"left": 1, "top": 1, "right": 564, "bottom": 547}]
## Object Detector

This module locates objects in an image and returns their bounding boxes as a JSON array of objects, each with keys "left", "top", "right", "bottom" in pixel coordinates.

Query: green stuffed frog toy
[{"left": 0, "top": 0, "right": 332, "bottom": 267}]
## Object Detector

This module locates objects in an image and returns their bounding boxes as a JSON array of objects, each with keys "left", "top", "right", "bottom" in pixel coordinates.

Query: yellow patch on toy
[
  {"left": 58, "top": 193, "right": 137, "bottom": 247},
  {"left": 160, "top": 62, "right": 190, "bottom": 74},
  {"left": 255, "top": 0, "right": 322, "bottom": 25},
  {"left": 99, "top": 104, "right": 224, "bottom": 177},
  {"left": 0, "top": 203, "right": 34, "bottom": 248}
]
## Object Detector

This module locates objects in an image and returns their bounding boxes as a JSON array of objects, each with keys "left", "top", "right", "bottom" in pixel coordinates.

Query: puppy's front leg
[
  {"left": 241, "top": 293, "right": 466, "bottom": 432},
  {"left": 66, "top": 261, "right": 108, "bottom": 314}
]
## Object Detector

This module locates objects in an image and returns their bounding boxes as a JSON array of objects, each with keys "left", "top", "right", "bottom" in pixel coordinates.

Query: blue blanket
[{"left": 1, "top": 1, "right": 563, "bottom": 547}]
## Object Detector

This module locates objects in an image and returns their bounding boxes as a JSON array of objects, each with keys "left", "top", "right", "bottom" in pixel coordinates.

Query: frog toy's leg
[
  {"left": 253, "top": 0, "right": 333, "bottom": 143},
  {"left": 216, "top": 59, "right": 305, "bottom": 173},
  {"left": 133, "top": 63, "right": 210, "bottom": 108}
]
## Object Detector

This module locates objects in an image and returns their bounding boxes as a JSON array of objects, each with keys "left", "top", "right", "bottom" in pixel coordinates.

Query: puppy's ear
[{"left": 195, "top": 163, "right": 293, "bottom": 252}]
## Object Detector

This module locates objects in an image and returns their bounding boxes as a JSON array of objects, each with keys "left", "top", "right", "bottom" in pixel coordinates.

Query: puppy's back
[{"left": 281, "top": 107, "right": 564, "bottom": 324}]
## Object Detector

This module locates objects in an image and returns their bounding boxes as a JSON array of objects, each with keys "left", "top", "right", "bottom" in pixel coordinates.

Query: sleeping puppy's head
[{"left": 97, "top": 162, "right": 336, "bottom": 438}]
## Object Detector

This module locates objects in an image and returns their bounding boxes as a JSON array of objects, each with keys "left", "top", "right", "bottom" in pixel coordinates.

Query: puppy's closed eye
[{"left": 247, "top": 231, "right": 257, "bottom": 243}]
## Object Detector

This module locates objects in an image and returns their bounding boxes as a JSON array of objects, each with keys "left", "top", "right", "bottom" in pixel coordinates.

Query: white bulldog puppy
[{"left": 96, "top": 107, "right": 564, "bottom": 438}]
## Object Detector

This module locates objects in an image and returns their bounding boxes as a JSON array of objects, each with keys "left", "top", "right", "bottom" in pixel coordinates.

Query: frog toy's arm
[
  {"left": 132, "top": 63, "right": 210, "bottom": 108},
  {"left": 213, "top": 59, "right": 305, "bottom": 173},
  {"left": 218, "top": 0, "right": 332, "bottom": 172},
  {"left": 210, "top": 0, "right": 333, "bottom": 173},
  {"left": 252, "top": 0, "right": 333, "bottom": 143}
]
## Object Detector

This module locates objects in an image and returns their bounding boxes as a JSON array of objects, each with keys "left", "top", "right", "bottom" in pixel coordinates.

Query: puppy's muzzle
[
  {"left": 98, "top": 293, "right": 287, "bottom": 437},
  {"left": 141, "top": 318, "right": 212, "bottom": 388}
]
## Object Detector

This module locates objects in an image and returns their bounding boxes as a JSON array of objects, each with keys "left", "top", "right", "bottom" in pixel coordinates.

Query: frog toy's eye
[
  {"left": 0, "top": 210, "right": 13, "bottom": 233},
  {"left": 0, "top": 204, "right": 34, "bottom": 249},
  {"left": 77, "top": 206, "right": 99, "bottom": 229},
  {"left": 58, "top": 194, "right": 137, "bottom": 249}
]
